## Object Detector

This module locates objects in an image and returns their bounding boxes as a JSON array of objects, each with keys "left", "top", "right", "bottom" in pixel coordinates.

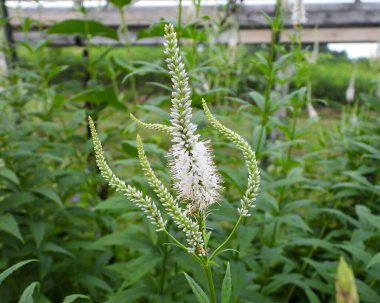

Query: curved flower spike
[
  {"left": 136, "top": 135, "right": 205, "bottom": 255},
  {"left": 88, "top": 116, "right": 166, "bottom": 230},
  {"left": 202, "top": 100, "right": 260, "bottom": 216},
  {"left": 130, "top": 114, "right": 172, "bottom": 134}
]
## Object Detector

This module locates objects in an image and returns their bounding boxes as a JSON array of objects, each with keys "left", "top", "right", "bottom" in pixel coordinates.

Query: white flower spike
[
  {"left": 164, "top": 23, "right": 222, "bottom": 214},
  {"left": 291, "top": 0, "right": 307, "bottom": 27},
  {"left": 92, "top": 23, "right": 261, "bottom": 260}
]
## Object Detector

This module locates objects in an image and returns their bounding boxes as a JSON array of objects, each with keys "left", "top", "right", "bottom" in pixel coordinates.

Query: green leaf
[
  {"left": 221, "top": 263, "right": 232, "bottom": 303},
  {"left": 75, "top": 274, "right": 113, "bottom": 292},
  {"left": 137, "top": 22, "right": 166, "bottom": 40},
  {"left": 356, "top": 205, "right": 380, "bottom": 230},
  {"left": 0, "top": 193, "right": 36, "bottom": 211},
  {"left": 71, "top": 86, "right": 124, "bottom": 109},
  {"left": 273, "top": 53, "right": 292, "bottom": 73},
  {"left": 248, "top": 91, "right": 265, "bottom": 114},
  {"left": 19, "top": 282, "right": 40, "bottom": 303},
  {"left": 367, "top": 253, "right": 380, "bottom": 269},
  {"left": 360, "top": 93, "right": 380, "bottom": 112},
  {"left": 109, "top": 0, "right": 133, "bottom": 8},
  {"left": 269, "top": 214, "right": 311, "bottom": 233},
  {"left": 94, "top": 196, "right": 136, "bottom": 211},
  {"left": 47, "top": 20, "right": 118, "bottom": 40},
  {"left": 356, "top": 279, "right": 380, "bottom": 302},
  {"left": 62, "top": 294, "right": 92, "bottom": 303},
  {"left": 42, "top": 242, "right": 73, "bottom": 257},
  {"left": 46, "top": 66, "right": 68, "bottom": 81},
  {"left": 0, "top": 260, "right": 37, "bottom": 286},
  {"left": 184, "top": 273, "right": 210, "bottom": 303},
  {"left": 0, "top": 168, "right": 20, "bottom": 185},
  {"left": 287, "top": 238, "right": 336, "bottom": 253},
  {"left": 337, "top": 244, "right": 371, "bottom": 264},
  {"left": 0, "top": 213, "right": 24, "bottom": 242},
  {"left": 30, "top": 222, "right": 47, "bottom": 248},
  {"left": 33, "top": 188, "right": 63, "bottom": 208},
  {"left": 110, "top": 255, "right": 161, "bottom": 288}
]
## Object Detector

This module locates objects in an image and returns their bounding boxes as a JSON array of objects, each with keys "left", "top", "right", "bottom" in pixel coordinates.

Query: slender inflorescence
[
  {"left": 130, "top": 114, "right": 172, "bottom": 134},
  {"left": 92, "top": 23, "right": 261, "bottom": 262},
  {"left": 88, "top": 117, "right": 166, "bottom": 230},
  {"left": 136, "top": 135, "right": 205, "bottom": 255},
  {"left": 164, "top": 23, "right": 222, "bottom": 213},
  {"left": 202, "top": 100, "right": 260, "bottom": 216},
  {"left": 291, "top": 0, "right": 307, "bottom": 27}
]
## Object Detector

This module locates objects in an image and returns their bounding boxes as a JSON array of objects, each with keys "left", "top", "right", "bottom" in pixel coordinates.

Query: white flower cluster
[
  {"left": 291, "top": 0, "right": 307, "bottom": 27},
  {"left": 90, "top": 23, "right": 261, "bottom": 257},
  {"left": 164, "top": 24, "right": 222, "bottom": 214}
]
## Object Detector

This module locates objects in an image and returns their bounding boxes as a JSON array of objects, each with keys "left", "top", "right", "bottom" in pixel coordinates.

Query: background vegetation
[{"left": 0, "top": 1, "right": 379, "bottom": 302}]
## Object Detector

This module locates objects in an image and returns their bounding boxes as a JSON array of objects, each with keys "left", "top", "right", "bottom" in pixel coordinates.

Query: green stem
[
  {"left": 285, "top": 107, "right": 299, "bottom": 167},
  {"left": 119, "top": 7, "right": 138, "bottom": 105},
  {"left": 256, "top": 0, "right": 282, "bottom": 157},
  {"left": 197, "top": 213, "right": 207, "bottom": 248},
  {"left": 210, "top": 215, "right": 243, "bottom": 260},
  {"left": 178, "top": 0, "right": 183, "bottom": 44},
  {"left": 163, "top": 230, "right": 205, "bottom": 265},
  {"left": 159, "top": 232, "right": 169, "bottom": 294},
  {"left": 203, "top": 261, "right": 217, "bottom": 303},
  {"left": 255, "top": 76, "right": 273, "bottom": 157}
]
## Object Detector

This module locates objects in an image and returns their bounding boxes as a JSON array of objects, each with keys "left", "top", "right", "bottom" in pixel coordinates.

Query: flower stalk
[{"left": 90, "top": 23, "right": 260, "bottom": 302}]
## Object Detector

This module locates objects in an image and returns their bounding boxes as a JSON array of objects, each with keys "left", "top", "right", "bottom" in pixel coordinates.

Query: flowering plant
[{"left": 89, "top": 24, "right": 260, "bottom": 303}]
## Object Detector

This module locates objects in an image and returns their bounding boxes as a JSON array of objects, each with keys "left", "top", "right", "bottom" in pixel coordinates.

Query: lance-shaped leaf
[
  {"left": 47, "top": 20, "right": 118, "bottom": 41},
  {"left": 109, "top": 0, "right": 133, "bottom": 9}
]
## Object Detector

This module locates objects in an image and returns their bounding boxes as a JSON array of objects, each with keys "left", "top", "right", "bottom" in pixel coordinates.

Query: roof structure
[{"left": 4, "top": 0, "right": 380, "bottom": 44}]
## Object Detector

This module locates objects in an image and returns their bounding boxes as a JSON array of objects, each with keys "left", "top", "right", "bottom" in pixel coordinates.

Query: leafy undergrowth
[{"left": 0, "top": 1, "right": 379, "bottom": 302}]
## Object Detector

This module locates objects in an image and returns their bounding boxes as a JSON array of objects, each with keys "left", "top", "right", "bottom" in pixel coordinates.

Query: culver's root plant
[{"left": 89, "top": 24, "right": 260, "bottom": 303}]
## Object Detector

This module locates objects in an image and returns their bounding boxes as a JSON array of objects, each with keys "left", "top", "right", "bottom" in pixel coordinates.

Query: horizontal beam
[
  {"left": 13, "top": 27, "right": 380, "bottom": 45},
  {"left": 240, "top": 27, "right": 380, "bottom": 43},
  {"left": 8, "top": 3, "right": 380, "bottom": 29}
]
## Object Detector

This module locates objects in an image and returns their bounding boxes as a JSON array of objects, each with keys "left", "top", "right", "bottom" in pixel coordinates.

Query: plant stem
[
  {"left": 210, "top": 215, "right": 243, "bottom": 260},
  {"left": 255, "top": 75, "right": 273, "bottom": 158},
  {"left": 163, "top": 230, "right": 205, "bottom": 265},
  {"left": 285, "top": 107, "right": 299, "bottom": 168},
  {"left": 119, "top": 7, "right": 138, "bottom": 105},
  {"left": 196, "top": 214, "right": 207, "bottom": 254},
  {"left": 255, "top": 0, "right": 282, "bottom": 157},
  {"left": 204, "top": 261, "right": 217, "bottom": 303},
  {"left": 159, "top": 232, "right": 169, "bottom": 294},
  {"left": 191, "top": 0, "right": 201, "bottom": 66},
  {"left": 178, "top": 0, "right": 183, "bottom": 44}
]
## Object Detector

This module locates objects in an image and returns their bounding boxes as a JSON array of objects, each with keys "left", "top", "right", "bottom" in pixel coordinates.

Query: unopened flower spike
[
  {"left": 130, "top": 113, "right": 172, "bottom": 134},
  {"left": 202, "top": 100, "right": 260, "bottom": 216},
  {"left": 136, "top": 135, "right": 205, "bottom": 255},
  {"left": 88, "top": 116, "right": 167, "bottom": 231}
]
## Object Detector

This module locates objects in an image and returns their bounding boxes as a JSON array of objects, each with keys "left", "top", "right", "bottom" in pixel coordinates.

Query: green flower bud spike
[
  {"left": 88, "top": 116, "right": 166, "bottom": 231},
  {"left": 336, "top": 256, "right": 359, "bottom": 303}
]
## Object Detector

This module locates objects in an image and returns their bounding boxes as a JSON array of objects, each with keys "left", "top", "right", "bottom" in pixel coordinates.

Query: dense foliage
[{"left": 0, "top": 1, "right": 379, "bottom": 302}]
